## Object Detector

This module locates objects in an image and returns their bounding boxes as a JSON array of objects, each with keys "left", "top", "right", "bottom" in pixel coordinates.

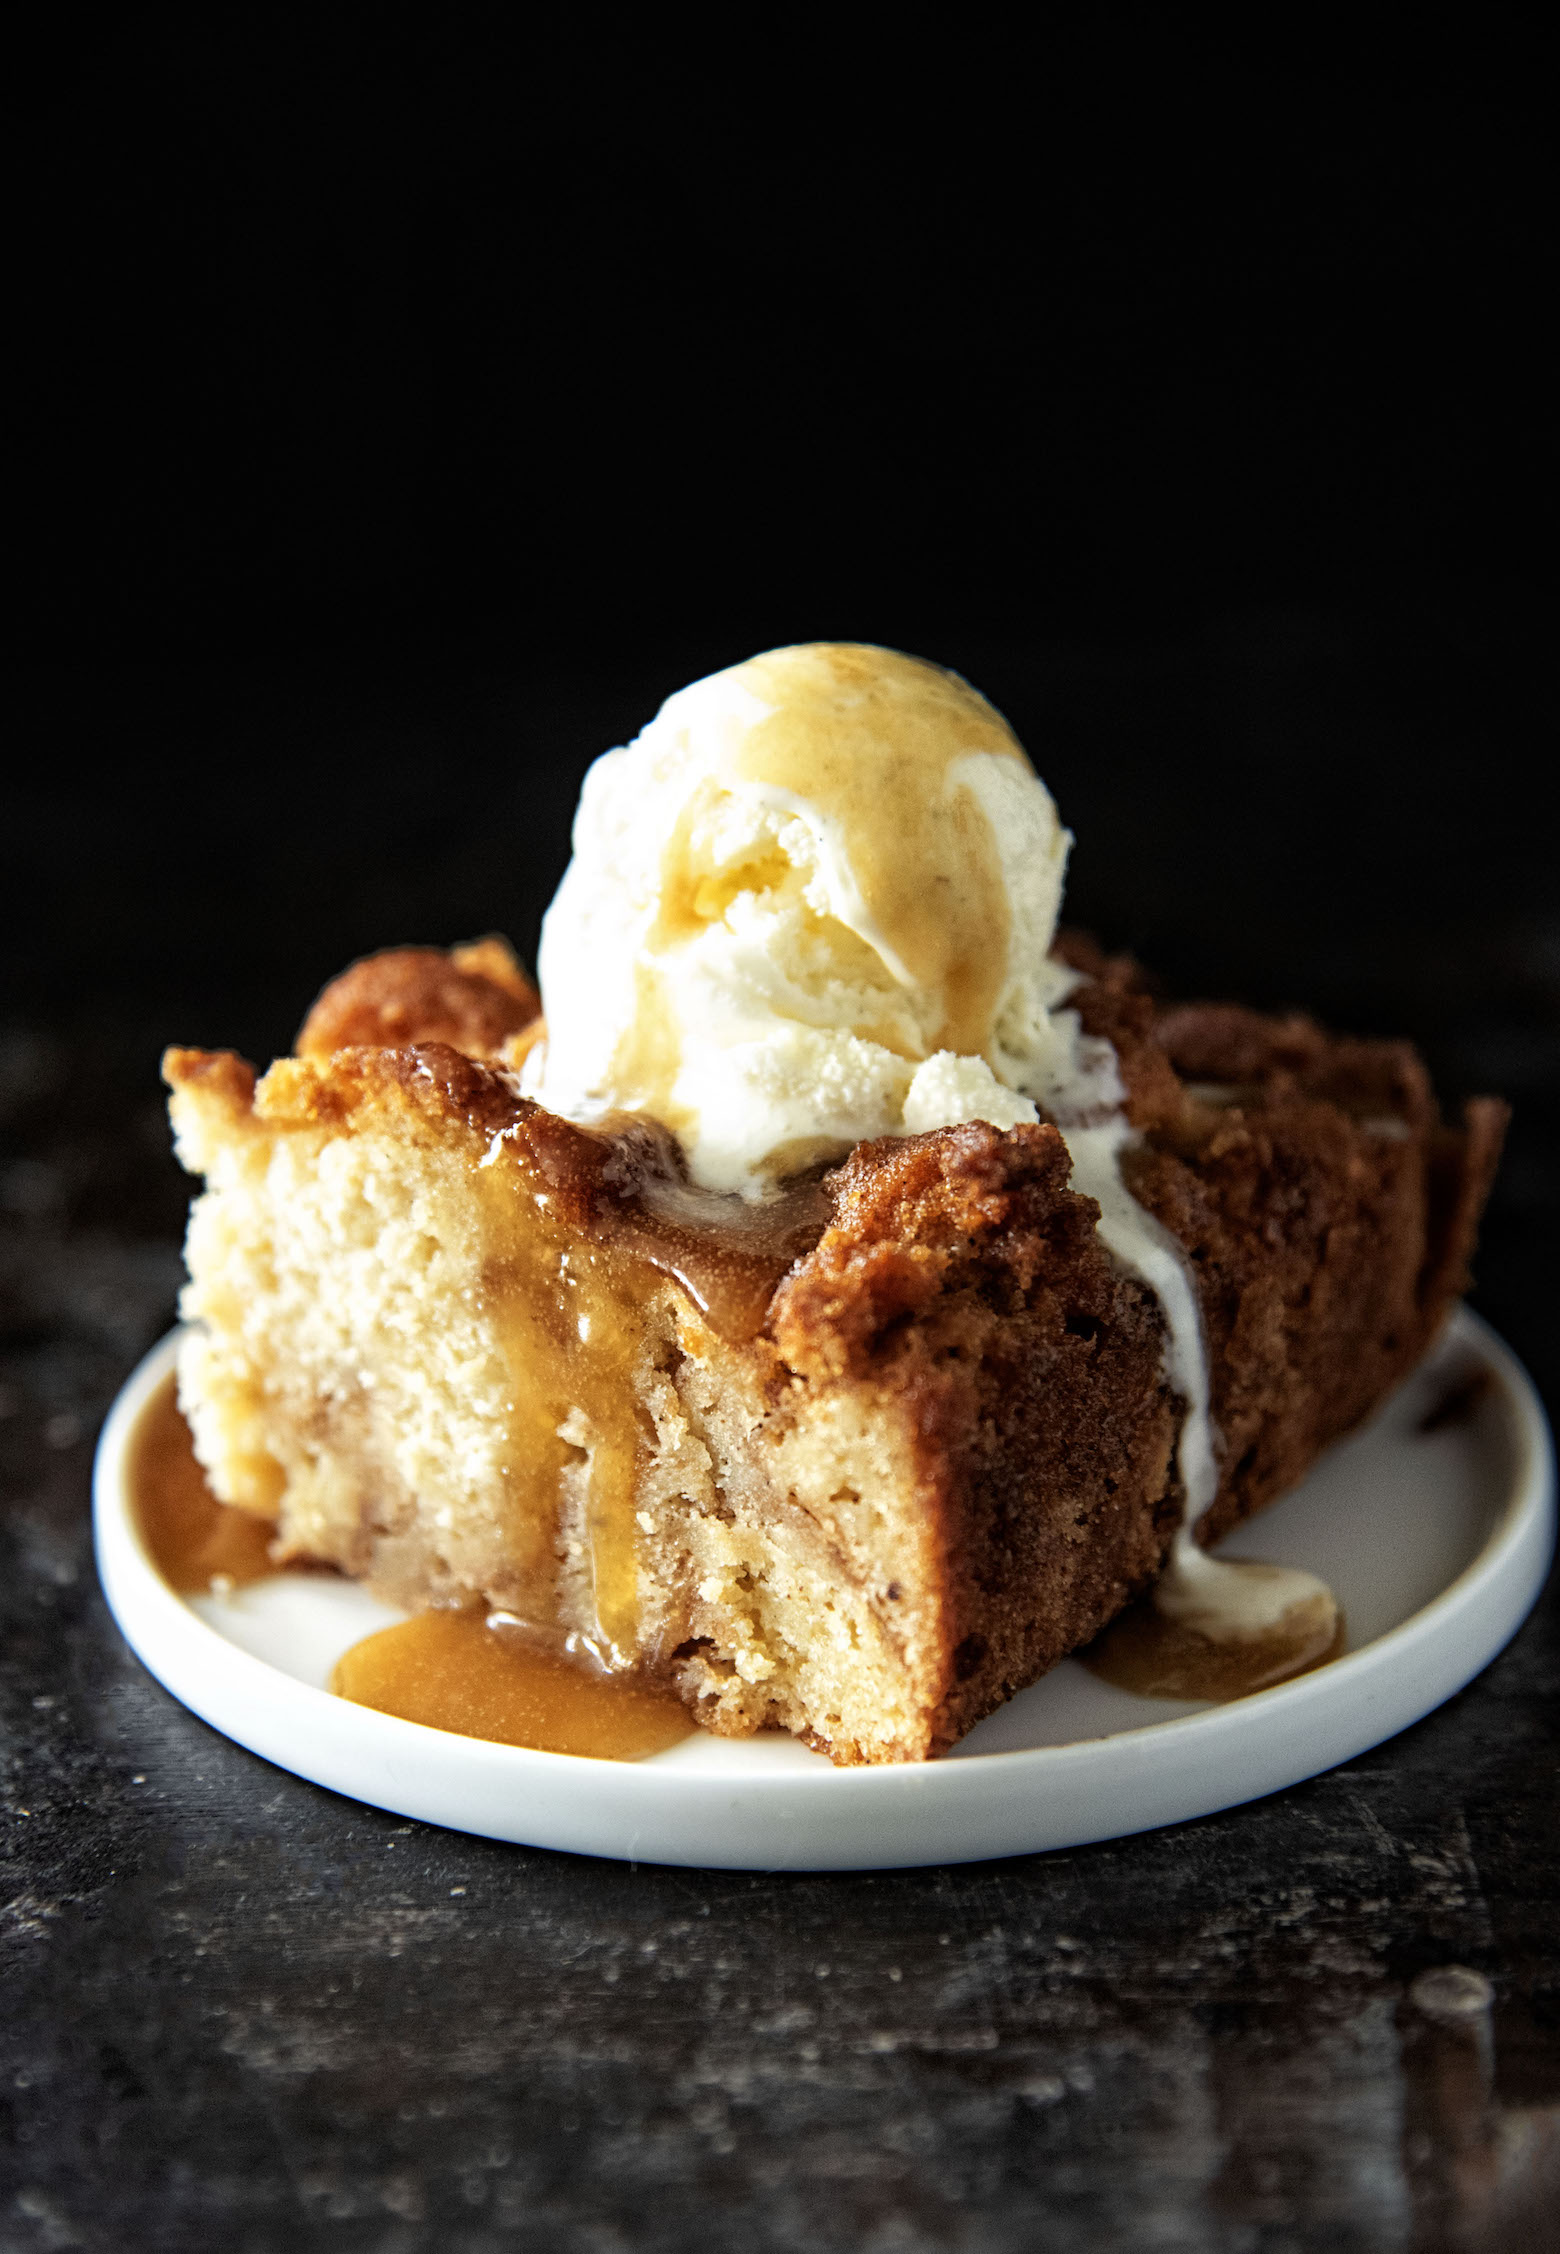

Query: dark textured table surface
[{"left": 4, "top": 626, "right": 1557, "bottom": 2252}]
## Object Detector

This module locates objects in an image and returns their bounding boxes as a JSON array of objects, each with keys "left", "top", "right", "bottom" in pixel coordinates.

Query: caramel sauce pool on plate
[
  {"left": 128, "top": 1374, "right": 691, "bottom": 1761},
  {"left": 1080, "top": 1587, "right": 1346, "bottom": 1702},
  {"left": 130, "top": 1371, "right": 1343, "bottom": 1749},
  {"left": 130, "top": 1373, "right": 278, "bottom": 1593},
  {"left": 331, "top": 1612, "right": 692, "bottom": 1761}
]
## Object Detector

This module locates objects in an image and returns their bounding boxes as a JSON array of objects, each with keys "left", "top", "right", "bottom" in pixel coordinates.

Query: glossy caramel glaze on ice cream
[
  {"left": 714, "top": 643, "right": 1023, "bottom": 1058},
  {"left": 529, "top": 644, "right": 1073, "bottom": 1193}
]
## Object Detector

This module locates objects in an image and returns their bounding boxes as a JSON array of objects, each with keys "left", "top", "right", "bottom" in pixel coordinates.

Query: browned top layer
[
  {"left": 772, "top": 1120, "right": 1087, "bottom": 1380},
  {"left": 168, "top": 933, "right": 1506, "bottom": 1389},
  {"left": 296, "top": 936, "right": 539, "bottom": 1061},
  {"left": 164, "top": 1035, "right": 833, "bottom": 1346}
]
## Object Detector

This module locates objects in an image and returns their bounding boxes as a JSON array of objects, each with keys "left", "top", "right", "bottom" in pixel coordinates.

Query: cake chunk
[
  {"left": 164, "top": 941, "right": 1503, "bottom": 1764},
  {"left": 296, "top": 936, "right": 538, "bottom": 1060}
]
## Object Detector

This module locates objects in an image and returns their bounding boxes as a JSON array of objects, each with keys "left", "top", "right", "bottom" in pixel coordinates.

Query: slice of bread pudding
[{"left": 163, "top": 937, "right": 1504, "bottom": 1764}]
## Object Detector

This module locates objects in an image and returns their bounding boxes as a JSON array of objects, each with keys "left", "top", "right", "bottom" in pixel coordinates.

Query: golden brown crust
[
  {"left": 295, "top": 938, "right": 539, "bottom": 1061},
  {"left": 1074, "top": 970, "right": 1506, "bottom": 1547},
  {"left": 162, "top": 1046, "right": 258, "bottom": 1110},
  {"left": 772, "top": 1121, "right": 1068, "bottom": 1378},
  {"left": 765, "top": 967, "right": 1506, "bottom": 1751},
  {"left": 775, "top": 1122, "right": 1178, "bottom": 1751}
]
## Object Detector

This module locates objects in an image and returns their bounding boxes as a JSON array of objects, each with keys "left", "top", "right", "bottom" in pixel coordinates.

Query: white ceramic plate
[{"left": 94, "top": 1311, "right": 1553, "bottom": 1871}]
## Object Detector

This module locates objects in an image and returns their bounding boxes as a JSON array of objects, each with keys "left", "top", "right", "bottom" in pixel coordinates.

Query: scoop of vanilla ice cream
[{"left": 528, "top": 643, "right": 1088, "bottom": 1195}]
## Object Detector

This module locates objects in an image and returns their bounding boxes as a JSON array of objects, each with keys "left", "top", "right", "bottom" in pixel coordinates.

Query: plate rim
[{"left": 93, "top": 1311, "right": 1555, "bottom": 1866}]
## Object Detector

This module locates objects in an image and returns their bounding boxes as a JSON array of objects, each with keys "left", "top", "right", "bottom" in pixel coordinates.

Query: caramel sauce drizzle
[
  {"left": 619, "top": 1168, "right": 831, "bottom": 1340},
  {"left": 604, "top": 645, "right": 1030, "bottom": 1133},
  {"left": 127, "top": 1375, "right": 693, "bottom": 1761},
  {"left": 729, "top": 644, "right": 1024, "bottom": 1058},
  {"left": 471, "top": 1124, "right": 829, "bottom": 1663}
]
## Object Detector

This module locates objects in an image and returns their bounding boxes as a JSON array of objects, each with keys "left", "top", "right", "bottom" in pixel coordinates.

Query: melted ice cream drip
[{"left": 1036, "top": 997, "right": 1338, "bottom": 1650}]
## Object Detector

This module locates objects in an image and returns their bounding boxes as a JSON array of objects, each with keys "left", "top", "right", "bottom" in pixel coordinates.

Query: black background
[
  {"left": 10, "top": 22, "right": 1554, "bottom": 1033},
  {"left": 5, "top": 25, "right": 1558, "bottom": 2250},
  {"left": 8, "top": 19, "right": 1555, "bottom": 1367}
]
